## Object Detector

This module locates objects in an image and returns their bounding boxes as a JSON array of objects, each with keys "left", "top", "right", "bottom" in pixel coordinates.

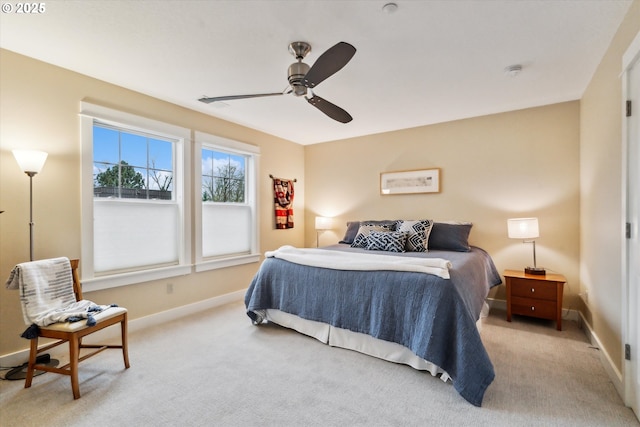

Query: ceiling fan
[{"left": 198, "top": 41, "right": 356, "bottom": 123}]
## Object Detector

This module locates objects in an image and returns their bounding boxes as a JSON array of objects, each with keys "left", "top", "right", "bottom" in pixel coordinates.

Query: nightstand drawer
[
  {"left": 510, "top": 278, "right": 557, "bottom": 301},
  {"left": 511, "top": 296, "right": 557, "bottom": 319}
]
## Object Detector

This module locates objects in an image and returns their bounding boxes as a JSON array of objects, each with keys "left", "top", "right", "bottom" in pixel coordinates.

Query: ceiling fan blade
[
  {"left": 307, "top": 95, "right": 353, "bottom": 123},
  {"left": 302, "top": 42, "right": 356, "bottom": 89},
  {"left": 199, "top": 92, "right": 284, "bottom": 103}
]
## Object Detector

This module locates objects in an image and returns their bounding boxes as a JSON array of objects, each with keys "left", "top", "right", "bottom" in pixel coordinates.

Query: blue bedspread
[{"left": 245, "top": 244, "right": 501, "bottom": 406}]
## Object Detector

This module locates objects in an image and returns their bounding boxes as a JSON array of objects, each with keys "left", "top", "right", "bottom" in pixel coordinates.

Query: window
[
  {"left": 93, "top": 124, "right": 174, "bottom": 201},
  {"left": 201, "top": 149, "right": 245, "bottom": 203},
  {"left": 80, "top": 103, "right": 191, "bottom": 290},
  {"left": 195, "top": 131, "right": 260, "bottom": 271}
]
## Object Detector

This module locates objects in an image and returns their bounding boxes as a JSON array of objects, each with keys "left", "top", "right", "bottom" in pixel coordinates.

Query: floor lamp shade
[{"left": 12, "top": 150, "right": 48, "bottom": 174}]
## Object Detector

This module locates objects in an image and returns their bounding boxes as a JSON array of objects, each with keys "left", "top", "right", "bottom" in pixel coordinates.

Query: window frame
[
  {"left": 80, "top": 102, "right": 192, "bottom": 291},
  {"left": 194, "top": 131, "right": 260, "bottom": 272}
]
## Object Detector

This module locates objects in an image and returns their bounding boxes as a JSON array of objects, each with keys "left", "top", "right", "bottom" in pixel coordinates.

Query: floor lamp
[{"left": 13, "top": 150, "right": 48, "bottom": 261}]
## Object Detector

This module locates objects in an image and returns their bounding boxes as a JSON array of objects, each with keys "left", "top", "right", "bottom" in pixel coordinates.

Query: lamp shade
[
  {"left": 507, "top": 217, "right": 539, "bottom": 239},
  {"left": 315, "top": 216, "right": 333, "bottom": 230},
  {"left": 13, "top": 150, "right": 48, "bottom": 174}
]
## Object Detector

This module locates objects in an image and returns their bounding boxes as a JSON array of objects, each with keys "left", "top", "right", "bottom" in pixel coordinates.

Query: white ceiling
[{"left": 0, "top": 0, "right": 632, "bottom": 145}]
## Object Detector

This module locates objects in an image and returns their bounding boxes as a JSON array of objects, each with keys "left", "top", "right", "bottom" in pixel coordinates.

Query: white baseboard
[
  {"left": 0, "top": 289, "right": 246, "bottom": 370},
  {"left": 128, "top": 288, "right": 245, "bottom": 334},
  {"left": 577, "top": 311, "right": 624, "bottom": 398}
]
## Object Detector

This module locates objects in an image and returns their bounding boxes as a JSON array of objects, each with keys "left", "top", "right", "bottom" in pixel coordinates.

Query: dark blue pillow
[{"left": 428, "top": 222, "right": 472, "bottom": 252}]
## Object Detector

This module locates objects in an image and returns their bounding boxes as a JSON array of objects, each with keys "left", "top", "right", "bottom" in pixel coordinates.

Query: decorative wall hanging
[
  {"left": 271, "top": 175, "right": 296, "bottom": 229},
  {"left": 380, "top": 168, "right": 440, "bottom": 195}
]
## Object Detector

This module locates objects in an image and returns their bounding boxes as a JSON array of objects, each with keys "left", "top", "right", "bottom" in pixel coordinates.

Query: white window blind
[
  {"left": 94, "top": 201, "right": 179, "bottom": 273},
  {"left": 202, "top": 204, "right": 251, "bottom": 257}
]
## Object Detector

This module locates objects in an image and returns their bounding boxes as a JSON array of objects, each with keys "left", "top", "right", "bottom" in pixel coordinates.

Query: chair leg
[
  {"left": 69, "top": 335, "right": 81, "bottom": 399},
  {"left": 24, "top": 338, "right": 38, "bottom": 389},
  {"left": 121, "top": 317, "right": 130, "bottom": 369}
]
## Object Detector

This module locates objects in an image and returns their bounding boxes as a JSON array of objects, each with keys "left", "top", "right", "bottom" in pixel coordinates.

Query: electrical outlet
[{"left": 166, "top": 283, "right": 174, "bottom": 294}]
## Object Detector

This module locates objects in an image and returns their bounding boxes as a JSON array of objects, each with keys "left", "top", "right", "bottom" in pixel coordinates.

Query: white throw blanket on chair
[{"left": 5, "top": 257, "right": 110, "bottom": 328}]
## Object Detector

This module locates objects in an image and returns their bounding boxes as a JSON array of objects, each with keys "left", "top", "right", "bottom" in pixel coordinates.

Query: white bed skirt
[{"left": 263, "top": 303, "right": 489, "bottom": 383}]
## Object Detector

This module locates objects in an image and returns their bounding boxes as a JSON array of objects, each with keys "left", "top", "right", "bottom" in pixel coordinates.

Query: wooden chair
[{"left": 22, "top": 259, "right": 130, "bottom": 399}]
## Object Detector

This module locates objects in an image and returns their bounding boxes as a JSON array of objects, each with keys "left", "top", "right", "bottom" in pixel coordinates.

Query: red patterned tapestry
[{"left": 273, "top": 177, "right": 294, "bottom": 229}]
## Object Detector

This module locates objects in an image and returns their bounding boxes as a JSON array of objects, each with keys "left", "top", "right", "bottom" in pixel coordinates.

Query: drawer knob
[
  {"left": 531, "top": 288, "right": 535, "bottom": 293},
  {"left": 531, "top": 306, "right": 535, "bottom": 311}
]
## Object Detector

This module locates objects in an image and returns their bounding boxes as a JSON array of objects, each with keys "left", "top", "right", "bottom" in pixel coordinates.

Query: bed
[{"left": 244, "top": 220, "right": 502, "bottom": 406}]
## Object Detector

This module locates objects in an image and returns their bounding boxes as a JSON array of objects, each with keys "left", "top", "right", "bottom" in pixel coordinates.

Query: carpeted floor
[{"left": 0, "top": 301, "right": 638, "bottom": 426}]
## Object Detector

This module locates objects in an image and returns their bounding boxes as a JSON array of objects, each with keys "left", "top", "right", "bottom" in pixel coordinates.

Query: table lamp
[
  {"left": 315, "top": 216, "right": 332, "bottom": 247},
  {"left": 507, "top": 217, "right": 545, "bottom": 275}
]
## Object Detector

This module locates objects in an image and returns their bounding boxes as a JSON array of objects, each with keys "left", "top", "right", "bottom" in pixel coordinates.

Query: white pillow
[{"left": 395, "top": 219, "right": 434, "bottom": 252}]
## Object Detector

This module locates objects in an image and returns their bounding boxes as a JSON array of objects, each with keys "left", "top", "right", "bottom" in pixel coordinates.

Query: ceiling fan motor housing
[{"left": 288, "top": 61, "right": 310, "bottom": 96}]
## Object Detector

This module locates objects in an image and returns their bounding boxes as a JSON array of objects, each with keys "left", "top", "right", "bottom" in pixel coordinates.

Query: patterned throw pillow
[
  {"left": 339, "top": 220, "right": 397, "bottom": 244},
  {"left": 366, "top": 231, "right": 408, "bottom": 252},
  {"left": 350, "top": 224, "right": 396, "bottom": 248},
  {"left": 395, "top": 219, "right": 434, "bottom": 252}
]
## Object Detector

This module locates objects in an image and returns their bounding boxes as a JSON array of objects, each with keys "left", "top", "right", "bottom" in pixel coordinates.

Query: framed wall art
[{"left": 380, "top": 168, "right": 440, "bottom": 195}]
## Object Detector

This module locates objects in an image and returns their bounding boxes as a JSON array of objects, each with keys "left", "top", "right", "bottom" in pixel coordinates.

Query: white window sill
[
  {"left": 82, "top": 264, "right": 192, "bottom": 292},
  {"left": 195, "top": 254, "right": 260, "bottom": 272},
  {"left": 81, "top": 255, "right": 260, "bottom": 291}
]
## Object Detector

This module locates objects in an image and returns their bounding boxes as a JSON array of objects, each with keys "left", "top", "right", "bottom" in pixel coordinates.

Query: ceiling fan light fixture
[{"left": 292, "top": 85, "right": 308, "bottom": 97}]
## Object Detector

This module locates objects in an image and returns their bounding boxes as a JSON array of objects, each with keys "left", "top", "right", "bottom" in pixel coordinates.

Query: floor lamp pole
[{"left": 27, "top": 171, "right": 36, "bottom": 261}]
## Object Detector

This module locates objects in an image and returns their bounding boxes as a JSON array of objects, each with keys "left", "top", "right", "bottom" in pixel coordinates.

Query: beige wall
[
  {"left": 580, "top": 1, "right": 639, "bottom": 374},
  {"left": 0, "top": 50, "right": 305, "bottom": 356},
  {"left": 304, "top": 102, "right": 581, "bottom": 306}
]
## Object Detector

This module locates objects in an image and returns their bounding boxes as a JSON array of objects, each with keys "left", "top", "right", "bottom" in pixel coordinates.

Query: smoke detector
[
  {"left": 504, "top": 64, "right": 522, "bottom": 77},
  {"left": 382, "top": 3, "right": 398, "bottom": 14}
]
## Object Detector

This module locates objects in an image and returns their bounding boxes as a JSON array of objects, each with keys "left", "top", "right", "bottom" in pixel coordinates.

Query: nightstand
[{"left": 504, "top": 269, "right": 566, "bottom": 331}]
